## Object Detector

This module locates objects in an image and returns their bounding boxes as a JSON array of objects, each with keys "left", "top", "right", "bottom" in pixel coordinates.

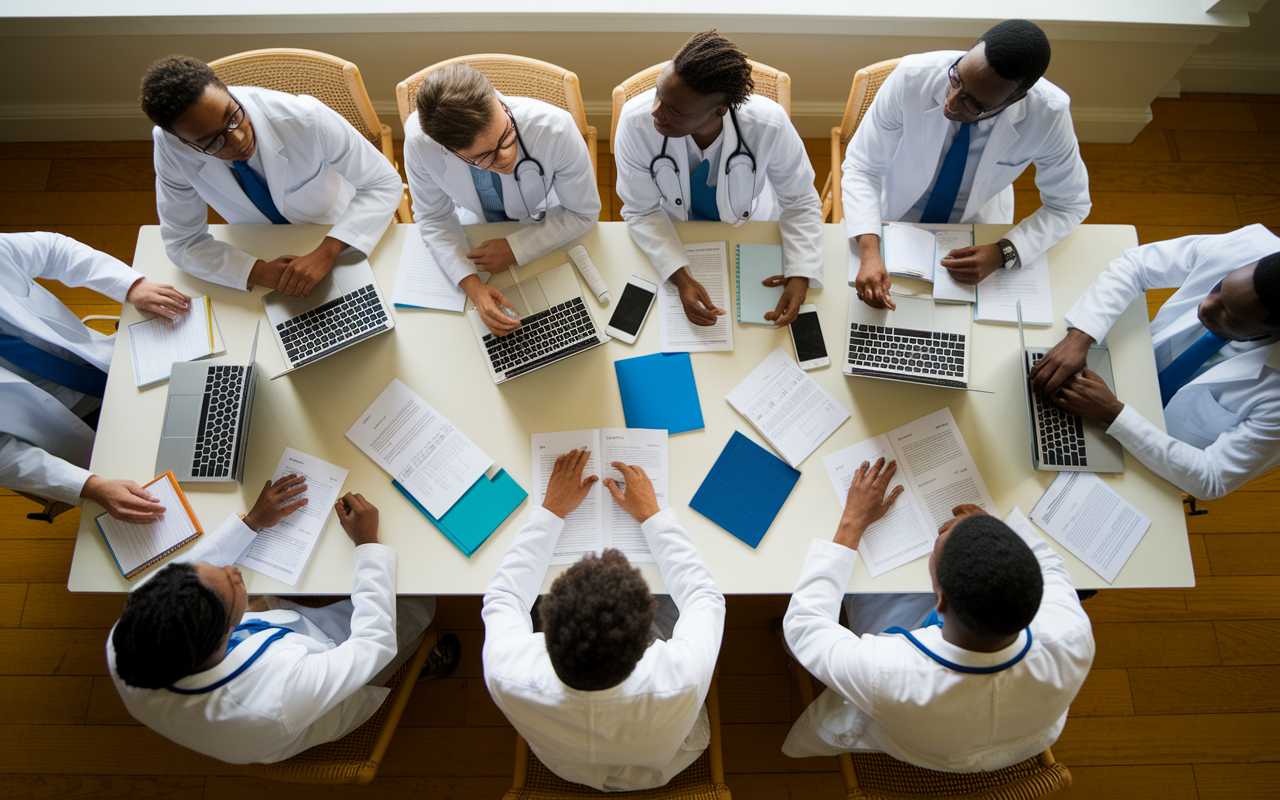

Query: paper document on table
[
  {"left": 346, "top": 379, "right": 493, "bottom": 518},
  {"left": 95, "top": 472, "right": 203, "bottom": 579},
  {"left": 531, "top": 428, "right": 668, "bottom": 564},
  {"left": 1029, "top": 471, "right": 1151, "bottom": 583},
  {"left": 237, "top": 448, "right": 347, "bottom": 586},
  {"left": 392, "top": 233, "right": 469, "bottom": 312},
  {"left": 726, "top": 346, "right": 849, "bottom": 467},
  {"left": 129, "top": 296, "right": 225, "bottom": 387},
  {"left": 975, "top": 252, "right": 1053, "bottom": 325},
  {"left": 659, "top": 241, "right": 734, "bottom": 353},
  {"left": 877, "top": 223, "right": 976, "bottom": 305}
]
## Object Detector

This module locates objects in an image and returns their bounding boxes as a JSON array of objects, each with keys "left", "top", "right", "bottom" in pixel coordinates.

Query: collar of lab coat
[
  {"left": 169, "top": 626, "right": 292, "bottom": 693},
  {"left": 193, "top": 89, "right": 290, "bottom": 224},
  {"left": 903, "top": 625, "right": 1032, "bottom": 671},
  {"left": 927, "top": 75, "right": 1027, "bottom": 222},
  {"left": 1187, "top": 340, "right": 1277, "bottom": 389}
]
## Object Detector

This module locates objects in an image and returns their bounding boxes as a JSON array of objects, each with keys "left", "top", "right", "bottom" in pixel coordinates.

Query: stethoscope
[
  {"left": 648, "top": 106, "right": 758, "bottom": 221},
  {"left": 510, "top": 124, "right": 549, "bottom": 223}
]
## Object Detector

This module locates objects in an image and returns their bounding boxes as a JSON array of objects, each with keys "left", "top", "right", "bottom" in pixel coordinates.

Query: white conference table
[{"left": 69, "top": 221, "right": 1193, "bottom": 594}]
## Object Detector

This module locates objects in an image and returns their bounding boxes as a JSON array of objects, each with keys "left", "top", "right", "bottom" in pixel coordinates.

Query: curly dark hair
[
  {"left": 937, "top": 515, "right": 1043, "bottom": 640},
  {"left": 112, "top": 562, "right": 229, "bottom": 689},
  {"left": 540, "top": 549, "right": 657, "bottom": 691},
  {"left": 140, "top": 55, "right": 223, "bottom": 131},
  {"left": 976, "top": 20, "right": 1052, "bottom": 95},
  {"left": 1255, "top": 252, "right": 1280, "bottom": 325},
  {"left": 671, "top": 29, "right": 754, "bottom": 110},
  {"left": 415, "top": 63, "right": 496, "bottom": 153}
]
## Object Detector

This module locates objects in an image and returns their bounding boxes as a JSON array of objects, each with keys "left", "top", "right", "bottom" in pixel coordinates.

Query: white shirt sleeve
[
  {"left": 842, "top": 67, "right": 906, "bottom": 243},
  {"left": 481, "top": 505, "right": 563, "bottom": 648},
  {"left": 999, "top": 106, "right": 1092, "bottom": 266},
  {"left": 762, "top": 121, "right": 825, "bottom": 287},
  {"left": 4, "top": 231, "right": 142, "bottom": 301},
  {"left": 0, "top": 432, "right": 92, "bottom": 507}
]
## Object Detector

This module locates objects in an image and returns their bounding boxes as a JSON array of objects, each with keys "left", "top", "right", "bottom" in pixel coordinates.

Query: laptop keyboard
[
  {"left": 483, "top": 297, "right": 598, "bottom": 378},
  {"left": 848, "top": 324, "right": 966, "bottom": 384},
  {"left": 1028, "top": 351, "right": 1089, "bottom": 467},
  {"left": 192, "top": 365, "right": 245, "bottom": 479},
  {"left": 277, "top": 284, "right": 388, "bottom": 366}
]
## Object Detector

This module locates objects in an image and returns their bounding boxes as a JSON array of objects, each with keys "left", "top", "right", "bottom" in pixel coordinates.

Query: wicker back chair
[
  {"left": 609, "top": 59, "right": 792, "bottom": 152},
  {"left": 790, "top": 658, "right": 1070, "bottom": 799},
  {"left": 822, "top": 58, "right": 900, "bottom": 223},
  {"left": 501, "top": 676, "right": 731, "bottom": 799},
  {"left": 396, "top": 54, "right": 597, "bottom": 180},
  {"left": 233, "top": 624, "right": 439, "bottom": 785},
  {"left": 209, "top": 48, "right": 411, "bottom": 222}
]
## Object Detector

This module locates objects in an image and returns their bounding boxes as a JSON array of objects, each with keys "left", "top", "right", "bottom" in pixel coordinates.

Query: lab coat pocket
[
  {"left": 1168, "top": 386, "right": 1239, "bottom": 447},
  {"left": 282, "top": 168, "right": 343, "bottom": 222}
]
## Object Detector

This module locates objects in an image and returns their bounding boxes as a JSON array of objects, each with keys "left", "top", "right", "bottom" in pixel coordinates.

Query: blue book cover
[
  {"left": 614, "top": 352, "right": 705, "bottom": 435},
  {"left": 393, "top": 469, "right": 527, "bottom": 557},
  {"left": 735, "top": 243, "right": 785, "bottom": 325},
  {"left": 689, "top": 431, "right": 801, "bottom": 548}
]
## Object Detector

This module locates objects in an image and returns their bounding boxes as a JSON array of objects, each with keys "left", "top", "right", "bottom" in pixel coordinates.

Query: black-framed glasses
[
  {"left": 179, "top": 94, "right": 247, "bottom": 156},
  {"left": 947, "top": 58, "right": 1022, "bottom": 119},
  {"left": 452, "top": 102, "right": 518, "bottom": 170}
]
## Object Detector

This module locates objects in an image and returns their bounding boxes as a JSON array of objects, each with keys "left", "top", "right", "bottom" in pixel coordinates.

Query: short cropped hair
[
  {"left": 672, "top": 29, "right": 754, "bottom": 110},
  {"left": 140, "top": 55, "right": 223, "bottom": 131},
  {"left": 976, "top": 19, "right": 1052, "bottom": 94},
  {"left": 415, "top": 64, "right": 497, "bottom": 152},
  {"left": 539, "top": 549, "right": 657, "bottom": 691},
  {"left": 112, "top": 562, "right": 229, "bottom": 689},
  {"left": 1254, "top": 252, "right": 1280, "bottom": 324},
  {"left": 937, "top": 515, "right": 1043, "bottom": 639}
]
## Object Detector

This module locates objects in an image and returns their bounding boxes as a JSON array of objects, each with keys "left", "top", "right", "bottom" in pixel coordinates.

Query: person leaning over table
[
  {"left": 140, "top": 55, "right": 402, "bottom": 296},
  {"left": 845, "top": 19, "right": 1090, "bottom": 309},
  {"left": 405, "top": 63, "right": 601, "bottom": 337},
  {"left": 1031, "top": 224, "right": 1280, "bottom": 502},
  {"left": 482, "top": 450, "right": 725, "bottom": 791},
  {"left": 108, "top": 478, "right": 458, "bottom": 765},
  {"left": 782, "top": 458, "right": 1094, "bottom": 770},
  {"left": 614, "top": 30, "right": 823, "bottom": 328},
  {"left": 0, "top": 231, "right": 191, "bottom": 522}
]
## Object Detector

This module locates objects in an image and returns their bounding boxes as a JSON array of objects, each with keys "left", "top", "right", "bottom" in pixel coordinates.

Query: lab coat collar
[
  {"left": 907, "top": 625, "right": 1032, "bottom": 670},
  {"left": 1188, "top": 340, "right": 1278, "bottom": 388},
  {"left": 169, "top": 627, "right": 289, "bottom": 693}
]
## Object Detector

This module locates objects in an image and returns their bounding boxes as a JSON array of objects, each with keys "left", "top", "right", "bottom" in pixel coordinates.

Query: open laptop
[
  {"left": 155, "top": 322, "right": 261, "bottom": 483},
  {"left": 262, "top": 251, "right": 394, "bottom": 379},
  {"left": 1018, "top": 302, "right": 1125, "bottom": 473},
  {"left": 844, "top": 293, "right": 973, "bottom": 389},
  {"left": 468, "top": 261, "right": 610, "bottom": 384}
]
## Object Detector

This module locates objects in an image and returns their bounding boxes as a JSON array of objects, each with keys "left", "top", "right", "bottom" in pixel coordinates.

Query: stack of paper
[
  {"left": 735, "top": 243, "right": 785, "bottom": 325},
  {"left": 95, "top": 472, "right": 202, "bottom": 579},
  {"left": 659, "top": 241, "right": 734, "bottom": 353},
  {"left": 726, "top": 346, "right": 850, "bottom": 467},
  {"left": 974, "top": 252, "right": 1054, "bottom": 326},
  {"left": 1030, "top": 471, "right": 1151, "bottom": 583},
  {"left": 690, "top": 431, "right": 800, "bottom": 548},
  {"left": 128, "top": 296, "right": 225, "bottom": 387},
  {"left": 615, "top": 352, "right": 704, "bottom": 435},
  {"left": 391, "top": 234, "right": 471, "bottom": 313}
]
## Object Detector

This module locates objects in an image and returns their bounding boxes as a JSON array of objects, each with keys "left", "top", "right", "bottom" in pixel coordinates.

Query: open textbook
[
  {"left": 821, "top": 407, "right": 995, "bottom": 577},
  {"left": 531, "top": 428, "right": 669, "bottom": 565},
  {"left": 879, "top": 223, "right": 975, "bottom": 304}
]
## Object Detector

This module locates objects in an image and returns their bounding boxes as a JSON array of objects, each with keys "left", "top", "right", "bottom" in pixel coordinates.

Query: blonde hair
[{"left": 416, "top": 64, "right": 496, "bottom": 151}]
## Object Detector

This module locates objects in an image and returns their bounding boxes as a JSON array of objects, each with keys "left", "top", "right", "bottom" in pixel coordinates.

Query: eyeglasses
[
  {"left": 179, "top": 95, "right": 247, "bottom": 156},
  {"left": 947, "top": 58, "right": 1022, "bottom": 119},
  {"left": 452, "top": 103, "right": 518, "bottom": 170}
]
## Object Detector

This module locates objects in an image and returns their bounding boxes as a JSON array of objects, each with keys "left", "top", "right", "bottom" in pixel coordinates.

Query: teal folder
[
  {"left": 735, "top": 243, "right": 785, "bottom": 325},
  {"left": 393, "top": 469, "right": 527, "bottom": 558}
]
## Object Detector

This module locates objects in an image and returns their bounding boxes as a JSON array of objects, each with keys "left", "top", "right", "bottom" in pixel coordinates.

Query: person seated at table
[
  {"left": 1031, "top": 224, "right": 1280, "bottom": 501},
  {"left": 406, "top": 63, "right": 601, "bottom": 337},
  {"left": 0, "top": 230, "right": 191, "bottom": 523},
  {"left": 108, "top": 479, "right": 457, "bottom": 765},
  {"left": 845, "top": 19, "right": 1091, "bottom": 309},
  {"left": 614, "top": 30, "right": 823, "bottom": 327},
  {"left": 782, "top": 458, "right": 1094, "bottom": 771},
  {"left": 140, "top": 55, "right": 402, "bottom": 296},
  {"left": 482, "top": 450, "right": 725, "bottom": 791}
]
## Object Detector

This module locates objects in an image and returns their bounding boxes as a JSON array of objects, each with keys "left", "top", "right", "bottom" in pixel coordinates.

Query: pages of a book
[
  {"left": 95, "top": 472, "right": 202, "bottom": 578},
  {"left": 236, "top": 448, "right": 348, "bottom": 586},
  {"left": 659, "top": 241, "right": 734, "bottom": 353},
  {"left": 392, "top": 233, "right": 470, "bottom": 313},
  {"left": 346, "top": 379, "right": 493, "bottom": 518},
  {"left": 881, "top": 224, "right": 939, "bottom": 281},
  {"left": 930, "top": 229, "right": 977, "bottom": 304},
  {"left": 531, "top": 428, "right": 668, "bottom": 565},
  {"left": 725, "top": 346, "right": 849, "bottom": 468},
  {"left": 975, "top": 251, "right": 1054, "bottom": 325},
  {"left": 735, "top": 243, "right": 785, "bottom": 325},
  {"left": 129, "top": 296, "right": 225, "bottom": 387},
  {"left": 1029, "top": 471, "right": 1151, "bottom": 583}
]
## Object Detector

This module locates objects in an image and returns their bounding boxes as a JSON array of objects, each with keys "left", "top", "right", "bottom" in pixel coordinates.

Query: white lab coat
[
  {"left": 0, "top": 232, "right": 142, "bottom": 505},
  {"left": 107, "top": 514, "right": 435, "bottom": 765},
  {"left": 153, "top": 86, "right": 402, "bottom": 290},
  {"left": 842, "top": 51, "right": 1091, "bottom": 267},
  {"left": 1064, "top": 224, "right": 1280, "bottom": 500},
  {"left": 782, "top": 511, "right": 1095, "bottom": 771},
  {"left": 403, "top": 95, "right": 601, "bottom": 287},
  {"left": 482, "top": 507, "right": 726, "bottom": 791},
  {"left": 614, "top": 89, "right": 824, "bottom": 286}
]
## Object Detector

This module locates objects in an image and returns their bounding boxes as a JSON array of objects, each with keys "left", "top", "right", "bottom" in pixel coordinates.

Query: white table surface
[{"left": 69, "top": 221, "right": 1193, "bottom": 594}]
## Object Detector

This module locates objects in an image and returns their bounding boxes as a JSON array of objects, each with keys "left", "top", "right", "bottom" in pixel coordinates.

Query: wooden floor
[{"left": 1, "top": 93, "right": 1279, "bottom": 799}]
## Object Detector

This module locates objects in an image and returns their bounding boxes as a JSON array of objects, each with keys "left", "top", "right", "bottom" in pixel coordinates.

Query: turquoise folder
[
  {"left": 735, "top": 243, "right": 785, "bottom": 325},
  {"left": 393, "top": 469, "right": 527, "bottom": 557}
]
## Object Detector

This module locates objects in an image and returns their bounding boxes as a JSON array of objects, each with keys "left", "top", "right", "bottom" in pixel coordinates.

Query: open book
[
  {"left": 531, "top": 428, "right": 669, "bottom": 565},
  {"left": 95, "top": 471, "right": 203, "bottom": 579},
  {"left": 821, "top": 407, "right": 995, "bottom": 577},
  {"left": 880, "top": 223, "right": 975, "bottom": 304}
]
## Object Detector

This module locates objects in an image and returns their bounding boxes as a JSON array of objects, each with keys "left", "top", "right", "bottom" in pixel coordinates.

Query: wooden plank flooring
[{"left": 0, "top": 92, "right": 1278, "bottom": 797}]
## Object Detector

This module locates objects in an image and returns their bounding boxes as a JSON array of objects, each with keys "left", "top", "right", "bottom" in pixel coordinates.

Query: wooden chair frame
[{"left": 822, "top": 58, "right": 901, "bottom": 223}]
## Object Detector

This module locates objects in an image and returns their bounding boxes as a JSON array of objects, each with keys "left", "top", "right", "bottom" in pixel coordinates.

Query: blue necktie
[
  {"left": 471, "top": 166, "right": 512, "bottom": 223},
  {"left": 1158, "top": 330, "right": 1230, "bottom": 407},
  {"left": 689, "top": 159, "right": 720, "bottom": 222},
  {"left": 0, "top": 332, "right": 107, "bottom": 398},
  {"left": 920, "top": 122, "right": 972, "bottom": 224},
  {"left": 232, "top": 161, "right": 289, "bottom": 225}
]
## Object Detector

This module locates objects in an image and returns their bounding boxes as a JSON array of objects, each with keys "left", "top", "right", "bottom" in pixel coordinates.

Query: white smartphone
[
  {"left": 790, "top": 304, "right": 830, "bottom": 370},
  {"left": 606, "top": 274, "right": 659, "bottom": 344}
]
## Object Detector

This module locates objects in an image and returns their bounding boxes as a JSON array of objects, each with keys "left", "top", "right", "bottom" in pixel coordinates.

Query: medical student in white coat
[
  {"left": 0, "top": 231, "right": 191, "bottom": 521},
  {"left": 405, "top": 63, "right": 601, "bottom": 337},
  {"left": 614, "top": 30, "right": 823, "bottom": 327},
  {"left": 141, "top": 55, "right": 402, "bottom": 296},
  {"left": 108, "top": 481, "right": 452, "bottom": 765},
  {"left": 482, "top": 451, "right": 725, "bottom": 791},
  {"left": 845, "top": 20, "right": 1091, "bottom": 309},
  {"left": 1030, "top": 225, "right": 1280, "bottom": 501}
]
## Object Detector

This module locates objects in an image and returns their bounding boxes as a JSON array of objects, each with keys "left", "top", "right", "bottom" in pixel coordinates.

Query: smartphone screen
[
  {"left": 791, "top": 309, "right": 828, "bottom": 363},
  {"left": 608, "top": 282, "right": 657, "bottom": 336}
]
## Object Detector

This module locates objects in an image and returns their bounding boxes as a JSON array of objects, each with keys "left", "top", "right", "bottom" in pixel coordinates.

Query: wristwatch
[{"left": 997, "top": 238, "right": 1020, "bottom": 269}]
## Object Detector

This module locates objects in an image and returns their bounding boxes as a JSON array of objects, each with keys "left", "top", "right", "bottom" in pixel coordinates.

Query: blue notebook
[
  {"left": 689, "top": 431, "right": 801, "bottom": 548},
  {"left": 393, "top": 469, "right": 527, "bottom": 557},
  {"left": 735, "top": 243, "right": 785, "bottom": 325},
  {"left": 614, "top": 352, "right": 705, "bottom": 435}
]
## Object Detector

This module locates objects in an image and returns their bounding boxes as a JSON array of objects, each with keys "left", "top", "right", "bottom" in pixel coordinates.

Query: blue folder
[
  {"left": 689, "top": 431, "right": 801, "bottom": 548},
  {"left": 614, "top": 352, "right": 705, "bottom": 435},
  {"left": 393, "top": 469, "right": 527, "bottom": 557}
]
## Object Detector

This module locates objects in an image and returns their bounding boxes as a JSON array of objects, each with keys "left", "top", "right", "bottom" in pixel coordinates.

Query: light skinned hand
[
  {"left": 762, "top": 275, "right": 809, "bottom": 326},
  {"left": 460, "top": 274, "right": 521, "bottom": 336},
  {"left": 937, "top": 503, "right": 989, "bottom": 535},
  {"left": 244, "top": 473, "right": 308, "bottom": 531},
  {"left": 669, "top": 267, "right": 726, "bottom": 327},
  {"left": 466, "top": 238, "right": 517, "bottom": 273},
  {"left": 940, "top": 244, "right": 1003, "bottom": 285},
  {"left": 542, "top": 448, "right": 598, "bottom": 519},
  {"left": 833, "top": 457, "right": 904, "bottom": 550},
  {"left": 1053, "top": 367, "right": 1125, "bottom": 424},
  {"left": 603, "top": 462, "right": 660, "bottom": 523},
  {"left": 80, "top": 476, "right": 166, "bottom": 523},
  {"left": 1030, "top": 328, "right": 1096, "bottom": 397},
  {"left": 335, "top": 491, "right": 380, "bottom": 546},
  {"left": 854, "top": 238, "right": 896, "bottom": 311},
  {"left": 126, "top": 279, "right": 192, "bottom": 321}
]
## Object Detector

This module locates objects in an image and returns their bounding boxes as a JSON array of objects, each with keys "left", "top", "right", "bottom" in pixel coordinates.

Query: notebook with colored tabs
[
  {"left": 95, "top": 471, "right": 203, "bottom": 579},
  {"left": 735, "top": 243, "right": 785, "bottom": 325},
  {"left": 615, "top": 352, "right": 705, "bottom": 435},
  {"left": 394, "top": 469, "right": 526, "bottom": 557},
  {"left": 690, "top": 431, "right": 800, "bottom": 548}
]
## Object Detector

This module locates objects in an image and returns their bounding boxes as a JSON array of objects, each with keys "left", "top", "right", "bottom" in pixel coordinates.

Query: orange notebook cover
[{"left": 94, "top": 471, "right": 204, "bottom": 579}]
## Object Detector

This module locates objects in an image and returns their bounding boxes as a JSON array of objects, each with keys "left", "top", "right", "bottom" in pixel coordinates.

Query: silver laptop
[
  {"left": 155, "top": 322, "right": 261, "bottom": 483},
  {"left": 263, "top": 251, "right": 394, "bottom": 379},
  {"left": 844, "top": 293, "right": 973, "bottom": 389},
  {"left": 1018, "top": 302, "right": 1125, "bottom": 473},
  {"left": 468, "top": 262, "right": 610, "bottom": 384}
]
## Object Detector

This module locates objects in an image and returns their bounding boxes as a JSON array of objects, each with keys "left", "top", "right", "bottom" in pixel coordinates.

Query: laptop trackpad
[
  {"left": 266, "top": 272, "right": 343, "bottom": 319},
  {"left": 509, "top": 280, "right": 549, "bottom": 316},
  {"left": 163, "top": 394, "right": 203, "bottom": 437},
  {"left": 891, "top": 296, "right": 935, "bottom": 331}
]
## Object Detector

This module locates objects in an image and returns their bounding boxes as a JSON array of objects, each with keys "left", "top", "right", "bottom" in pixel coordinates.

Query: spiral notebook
[
  {"left": 735, "top": 243, "right": 785, "bottom": 325},
  {"left": 94, "top": 471, "right": 203, "bottom": 579}
]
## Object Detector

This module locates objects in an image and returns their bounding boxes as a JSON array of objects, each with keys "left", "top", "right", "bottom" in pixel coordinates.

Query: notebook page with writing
[
  {"left": 882, "top": 224, "right": 939, "bottom": 280},
  {"left": 96, "top": 473, "right": 201, "bottom": 578},
  {"left": 129, "top": 296, "right": 219, "bottom": 387},
  {"left": 975, "top": 252, "right": 1054, "bottom": 325}
]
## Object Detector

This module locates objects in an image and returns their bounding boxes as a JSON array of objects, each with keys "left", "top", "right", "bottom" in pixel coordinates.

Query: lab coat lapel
[
  {"left": 715, "top": 110, "right": 747, "bottom": 227},
  {"left": 1187, "top": 341, "right": 1277, "bottom": 389},
  {"left": 196, "top": 157, "right": 270, "bottom": 224},
  {"left": 250, "top": 107, "right": 292, "bottom": 223},
  {"left": 961, "top": 103, "right": 1023, "bottom": 220},
  {"left": 443, "top": 145, "right": 485, "bottom": 220}
]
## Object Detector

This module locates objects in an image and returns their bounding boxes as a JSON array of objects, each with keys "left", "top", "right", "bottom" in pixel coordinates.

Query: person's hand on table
[
  {"left": 937, "top": 503, "right": 989, "bottom": 535},
  {"left": 244, "top": 474, "right": 308, "bottom": 531},
  {"left": 1052, "top": 367, "right": 1124, "bottom": 425},
  {"left": 460, "top": 274, "right": 521, "bottom": 337},
  {"left": 335, "top": 491, "right": 379, "bottom": 546},
  {"left": 833, "top": 457, "right": 904, "bottom": 550},
  {"left": 248, "top": 255, "right": 296, "bottom": 291},
  {"left": 604, "top": 462, "right": 661, "bottom": 523},
  {"left": 278, "top": 237, "right": 348, "bottom": 297},
  {"left": 940, "top": 244, "right": 1003, "bottom": 285},
  {"left": 80, "top": 476, "right": 166, "bottom": 523},
  {"left": 126, "top": 279, "right": 191, "bottom": 321},
  {"left": 762, "top": 275, "right": 809, "bottom": 326},
  {"left": 1030, "top": 328, "right": 1096, "bottom": 397},
  {"left": 854, "top": 238, "right": 896, "bottom": 310},
  {"left": 668, "top": 267, "right": 726, "bottom": 327},
  {"left": 466, "top": 239, "right": 517, "bottom": 274},
  {"left": 542, "top": 448, "right": 598, "bottom": 519}
]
